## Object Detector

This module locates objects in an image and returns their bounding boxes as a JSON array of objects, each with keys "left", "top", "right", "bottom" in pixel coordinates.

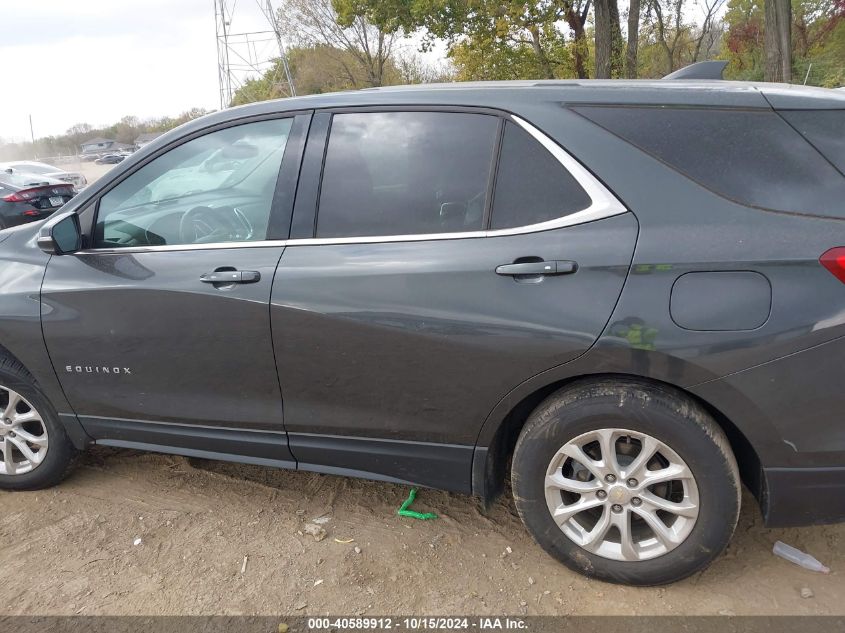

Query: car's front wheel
[
  {"left": 511, "top": 378, "right": 740, "bottom": 585},
  {"left": 0, "top": 357, "right": 78, "bottom": 490}
]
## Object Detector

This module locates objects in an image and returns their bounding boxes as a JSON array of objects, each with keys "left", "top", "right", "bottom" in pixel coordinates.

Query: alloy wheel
[
  {"left": 0, "top": 385, "right": 49, "bottom": 476},
  {"left": 545, "top": 428, "right": 699, "bottom": 561}
]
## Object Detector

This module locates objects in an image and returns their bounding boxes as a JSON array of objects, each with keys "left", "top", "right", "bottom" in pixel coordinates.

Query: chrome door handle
[
  {"left": 495, "top": 260, "right": 577, "bottom": 276},
  {"left": 200, "top": 270, "right": 261, "bottom": 284}
]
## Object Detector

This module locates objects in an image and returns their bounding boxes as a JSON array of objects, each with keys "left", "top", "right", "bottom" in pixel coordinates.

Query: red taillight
[
  {"left": 820, "top": 247, "right": 845, "bottom": 284},
  {"left": 2, "top": 185, "right": 73, "bottom": 202},
  {"left": 21, "top": 210, "right": 40, "bottom": 217}
]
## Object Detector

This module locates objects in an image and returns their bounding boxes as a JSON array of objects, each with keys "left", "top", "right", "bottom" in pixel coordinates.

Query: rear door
[{"left": 270, "top": 109, "right": 638, "bottom": 490}]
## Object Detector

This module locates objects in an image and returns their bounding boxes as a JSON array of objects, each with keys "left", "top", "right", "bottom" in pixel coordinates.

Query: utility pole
[
  {"left": 29, "top": 114, "right": 36, "bottom": 159},
  {"left": 215, "top": 0, "right": 296, "bottom": 108}
]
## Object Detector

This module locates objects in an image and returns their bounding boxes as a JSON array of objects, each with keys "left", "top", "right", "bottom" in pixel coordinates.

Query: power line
[{"left": 214, "top": 0, "right": 296, "bottom": 109}]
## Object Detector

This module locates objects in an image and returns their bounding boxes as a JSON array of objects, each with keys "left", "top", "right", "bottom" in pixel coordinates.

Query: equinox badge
[{"left": 65, "top": 365, "right": 132, "bottom": 375}]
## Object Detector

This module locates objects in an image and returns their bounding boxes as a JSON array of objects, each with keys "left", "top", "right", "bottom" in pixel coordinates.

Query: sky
[
  {"left": 0, "top": 0, "right": 715, "bottom": 143},
  {"left": 0, "top": 0, "right": 287, "bottom": 141}
]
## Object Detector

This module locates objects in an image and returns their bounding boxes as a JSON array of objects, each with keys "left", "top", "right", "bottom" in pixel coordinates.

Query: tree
[
  {"left": 723, "top": 0, "right": 765, "bottom": 77},
  {"left": 692, "top": 0, "right": 727, "bottom": 63},
  {"left": 565, "top": 0, "right": 593, "bottom": 78},
  {"left": 645, "top": 0, "right": 689, "bottom": 74},
  {"left": 336, "top": 0, "right": 593, "bottom": 80},
  {"left": 280, "top": 0, "right": 399, "bottom": 87},
  {"left": 0, "top": 109, "right": 212, "bottom": 162},
  {"left": 595, "top": 0, "right": 624, "bottom": 77},
  {"left": 626, "top": 0, "right": 642, "bottom": 77},
  {"left": 793, "top": 0, "right": 845, "bottom": 86},
  {"left": 765, "top": 0, "right": 793, "bottom": 80},
  {"left": 231, "top": 45, "right": 408, "bottom": 106},
  {"left": 65, "top": 123, "right": 94, "bottom": 152},
  {"left": 722, "top": 0, "right": 843, "bottom": 86}
]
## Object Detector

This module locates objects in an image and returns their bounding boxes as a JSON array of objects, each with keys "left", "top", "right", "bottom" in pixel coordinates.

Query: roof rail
[{"left": 663, "top": 61, "right": 728, "bottom": 80}]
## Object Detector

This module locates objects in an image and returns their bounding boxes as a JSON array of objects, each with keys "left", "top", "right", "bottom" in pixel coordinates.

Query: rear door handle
[
  {"left": 495, "top": 260, "right": 578, "bottom": 276},
  {"left": 200, "top": 270, "right": 261, "bottom": 284}
]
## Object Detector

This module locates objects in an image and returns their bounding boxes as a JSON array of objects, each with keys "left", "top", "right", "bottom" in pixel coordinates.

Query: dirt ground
[{"left": 0, "top": 447, "right": 842, "bottom": 616}]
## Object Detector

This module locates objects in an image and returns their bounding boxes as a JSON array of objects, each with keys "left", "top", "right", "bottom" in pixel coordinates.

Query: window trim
[
  {"left": 298, "top": 114, "right": 625, "bottom": 245},
  {"left": 74, "top": 114, "right": 627, "bottom": 254}
]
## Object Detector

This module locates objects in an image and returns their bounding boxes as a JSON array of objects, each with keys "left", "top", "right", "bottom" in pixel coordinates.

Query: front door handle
[
  {"left": 200, "top": 270, "right": 261, "bottom": 284},
  {"left": 495, "top": 260, "right": 578, "bottom": 276}
]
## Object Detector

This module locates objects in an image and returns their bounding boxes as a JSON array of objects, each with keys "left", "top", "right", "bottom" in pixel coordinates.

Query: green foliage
[
  {"left": 722, "top": 0, "right": 844, "bottom": 85},
  {"left": 722, "top": 0, "right": 766, "bottom": 78},
  {"left": 447, "top": 22, "right": 578, "bottom": 80},
  {"left": 336, "top": 0, "right": 588, "bottom": 80}
]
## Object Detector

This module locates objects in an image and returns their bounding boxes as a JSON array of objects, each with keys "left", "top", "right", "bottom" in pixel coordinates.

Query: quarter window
[
  {"left": 316, "top": 111, "right": 498, "bottom": 238},
  {"left": 95, "top": 118, "right": 293, "bottom": 248},
  {"left": 491, "top": 121, "right": 592, "bottom": 230},
  {"left": 574, "top": 106, "right": 845, "bottom": 218}
]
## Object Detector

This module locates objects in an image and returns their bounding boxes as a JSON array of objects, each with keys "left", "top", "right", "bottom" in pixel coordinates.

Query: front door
[
  {"left": 270, "top": 110, "right": 638, "bottom": 490},
  {"left": 42, "top": 115, "right": 309, "bottom": 466}
]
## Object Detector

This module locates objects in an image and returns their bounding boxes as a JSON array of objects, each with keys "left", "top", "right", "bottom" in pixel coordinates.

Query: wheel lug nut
[
  {"left": 631, "top": 497, "right": 642, "bottom": 507},
  {"left": 627, "top": 478, "right": 638, "bottom": 487},
  {"left": 596, "top": 490, "right": 607, "bottom": 500},
  {"left": 611, "top": 504, "right": 623, "bottom": 513},
  {"left": 605, "top": 474, "right": 616, "bottom": 483}
]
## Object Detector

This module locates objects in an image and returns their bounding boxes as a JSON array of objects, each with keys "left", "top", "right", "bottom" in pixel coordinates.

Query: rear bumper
[{"left": 763, "top": 466, "right": 845, "bottom": 527}]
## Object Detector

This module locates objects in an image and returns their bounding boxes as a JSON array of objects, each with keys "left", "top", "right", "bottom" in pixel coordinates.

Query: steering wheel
[{"left": 178, "top": 205, "right": 254, "bottom": 244}]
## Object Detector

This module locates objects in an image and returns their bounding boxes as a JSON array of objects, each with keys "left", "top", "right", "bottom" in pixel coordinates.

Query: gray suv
[{"left": 1, "top": 78, "right": 844, "bottom": 586}]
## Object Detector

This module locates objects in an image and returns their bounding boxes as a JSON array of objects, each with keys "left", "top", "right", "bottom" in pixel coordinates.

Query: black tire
[
  {"left": 511, "top": 377, "right": 740, "bottom": 586},
  {"left": 0, "top": 355, "right": 79, "bottom": 490}
]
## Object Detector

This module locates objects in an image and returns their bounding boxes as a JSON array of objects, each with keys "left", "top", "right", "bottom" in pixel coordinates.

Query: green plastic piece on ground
[{"left": 397, "top": 487, "right": 438, "bottom": 520}]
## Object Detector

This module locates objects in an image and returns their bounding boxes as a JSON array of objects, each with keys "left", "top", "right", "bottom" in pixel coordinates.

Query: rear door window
[
  {"left": 574, "top": 106, "right": 845, "bottom": 218},
  {"left": 316, "top": 111, "right": 498, "bottom": 238},
  {"left": 491, "top": 121, "right": 592, "bottom": 230},
  {"left": 778, "top": 109, "right": 845, "bottom": 175}
]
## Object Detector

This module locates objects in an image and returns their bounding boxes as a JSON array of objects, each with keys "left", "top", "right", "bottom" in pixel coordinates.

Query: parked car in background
[
  {"left": 94, "top": 154, "right": 125, "bottom": 165},
  {"left": 0, "top": 161, "right": 87, "bottom": 190},
  {"left": 0, "top": 170, "right": 75, "bottom": 228}
]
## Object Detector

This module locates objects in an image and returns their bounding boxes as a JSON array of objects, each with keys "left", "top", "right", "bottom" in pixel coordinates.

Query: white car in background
[{"left": 0, "top": 161, "right": 87, "bottom": 190}]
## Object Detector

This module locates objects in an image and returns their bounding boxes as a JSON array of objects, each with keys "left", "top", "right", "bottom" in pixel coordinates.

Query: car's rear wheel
[
  {"left": 0, "top": 357, "right": 78, "bottom": 490},
  {"left": 511, "top": 378, "right": 740, "bottom": 586}
]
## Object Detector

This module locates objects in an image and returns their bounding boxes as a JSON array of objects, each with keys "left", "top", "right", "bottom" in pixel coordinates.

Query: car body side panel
[
  {"left": 691, "top": 336, "right": 845, "bottom": 467},
  {"left": 0, "top": 85, "right": 842, "bottom": 527},
  {"left": 474, "top": 106, "right": 845, "bottom": 440},
  {"left": 271, "top": 213, "right": 639, "bottom": 490},
  {"left": 41, "top": 247, "right": 288, "bottom": 433},
  {"left": 0, "top": 224, "right": 76, "bottom": 417},
  {"left": 469, "top": 101, "right": 845, "bottom": 525}
]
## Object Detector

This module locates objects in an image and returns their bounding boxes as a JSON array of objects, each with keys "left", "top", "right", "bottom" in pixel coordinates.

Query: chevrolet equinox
[{"left": 1, "top": 73, "right": 844, "bottom": 586}]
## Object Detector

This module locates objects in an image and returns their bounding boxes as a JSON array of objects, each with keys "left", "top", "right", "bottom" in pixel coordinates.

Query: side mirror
[{"left": 37, "top": 210, "right": 82, "bottom": 255}]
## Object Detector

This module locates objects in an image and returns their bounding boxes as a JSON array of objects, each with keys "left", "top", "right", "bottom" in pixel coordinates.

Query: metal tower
[{"left": 214, "top": 0, "right": 296, "bottom": 109}]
